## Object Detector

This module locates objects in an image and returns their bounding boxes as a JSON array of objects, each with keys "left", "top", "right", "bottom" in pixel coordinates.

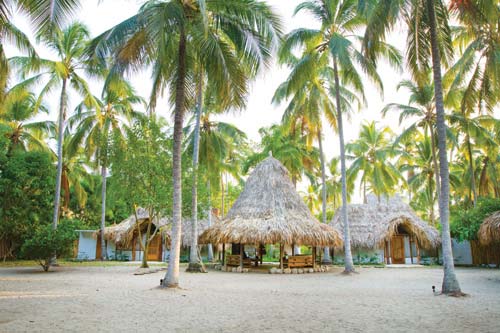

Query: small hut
[
  {"left": 478, "top": 211, "right": 500, "bottom": 245},
  {"left": 200, "top": 156, "right": 342, "bottom": 270},
  {"left": 330, "top": 195, "right": 440, "bottom": 264},
  {"left": 97, "top": 208, "right": 170, "bottom": 261}
]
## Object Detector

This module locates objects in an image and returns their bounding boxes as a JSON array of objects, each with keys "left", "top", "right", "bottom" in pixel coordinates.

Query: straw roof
[
  {"left": 200, "top": 156, "right": 342, "bottom": 247},
  {"left": 478, "top": 211, "right": 500, "bottom": 245},
  {"left": 98, "top": 208, "right": 170, "bottom": 247},
  {"left": 330, "top": 195, "right": 440, "bottom": 249}
]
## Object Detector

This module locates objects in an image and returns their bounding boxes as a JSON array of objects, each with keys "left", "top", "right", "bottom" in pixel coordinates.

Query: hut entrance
[
  {"left": 147, "top": 234, "right": 163, "bottom": 261},
  {"left": 390, "top": 236, "right": 405, "bottom": 264}
]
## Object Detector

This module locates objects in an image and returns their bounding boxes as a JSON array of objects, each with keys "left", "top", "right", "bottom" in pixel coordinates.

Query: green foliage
[
  {"left": 0, "top": 147, "right": 55, "bottom": 256},
  {"left": 450, "top": 197, "right": 500, "bottom": 241},
  {"left": 20, "top": 219, "right": 79, "bottom": 271}
]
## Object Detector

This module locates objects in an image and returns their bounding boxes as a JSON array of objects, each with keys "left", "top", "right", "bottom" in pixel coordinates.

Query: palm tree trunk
[
  {"left": 163, "top": 28, "right": 187, "bottom": 288},
  {"left": 220, "top": 173, "right": 225, "bottom": 216},
  {"left": 100, "top": 161, "right": 107, "bottom": 261},
  {"left": 333, "top": 59, "right": 355, "bottom": 273},
  {"left": 465, "top": 132, "right": 477, "bottom": 207},
  {"left": 207, "top": 180, "right": 214, "bottom": 262},
  {"left": 318, "top": 130, "right": 332, "bottom": 264},
  {"left": 429, "top": 126, "right": 441, "bottom": 201},
  {"left": 52, "top": 78, "right": 67, "bottom": 230},
  {"left": 426, "top": 0, "right": 462, "bottom": 295},
  {"left": 187, "top": 70, "right": 205, "bottom": 272}
]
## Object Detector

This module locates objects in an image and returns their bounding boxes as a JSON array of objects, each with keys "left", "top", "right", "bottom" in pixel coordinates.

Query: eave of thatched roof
[
  {"left": 478, "top": 211, "right": 500, "bottom": 245},
  {"left": 97, "top": 208, "right": 170, "bottom": 247},
  {"left": 200, "top": 157, "right": 342, "bottom": 247},
  {"left": 330, "top": 196, "right": 440, "bottom": 249},
  {"left": 166, "top": 213, "right": 220, "bottom": 247}
]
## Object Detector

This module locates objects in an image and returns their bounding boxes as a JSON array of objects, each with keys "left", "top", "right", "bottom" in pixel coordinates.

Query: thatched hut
[
  {"left": 330, "top": 195, "right": 440, "bottom": 265},
  {"left": 95, "top": 208, "right": 170, "bottom": 261},
  {"left": 478, "top": 211, "right": 500, "bottom": 245},
  {"left": 200, "top": 156, "right": 342, "bottom": 270}
]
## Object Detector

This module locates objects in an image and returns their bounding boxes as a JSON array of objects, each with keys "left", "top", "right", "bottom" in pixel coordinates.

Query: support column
[
  {"left": 239, "top": 243, "right": 243, "bottom": 269},
  {"left": 279, "top": 243, "right": 284, "bottom": 270},
  {"left": 222, "top": 243, "right": 226, "bottom": 266},
  {"left": 387, "top": 238, "right": 392, "bottom": 264},
  {"left": 292, "top": 244, "right": 295, "bottom": 256},
  {"left": 312, "top": 246, "right": 317, "bottom": 269},
  {"left": 409, "top": 236, "right": 414, "bottom": 264},
  {"left": 416, "top": 240, "right": 421, "bottom": 264}
]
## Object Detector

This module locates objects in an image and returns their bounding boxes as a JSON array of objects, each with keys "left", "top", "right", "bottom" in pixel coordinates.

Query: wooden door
[
  {"left": 147, "top": 234, "right": 162, "bottom": 261},
  {"left": 391, "top": 236, "right": 405, "bottom": 264}
]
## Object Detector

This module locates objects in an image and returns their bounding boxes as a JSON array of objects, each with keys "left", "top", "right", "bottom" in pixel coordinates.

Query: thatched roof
[
  {"left": 100, "top": 208, "right": 219, "bottom": 248},
  {"left": 98, "top": 208, "right": 170, "bottom": 247},
  {"left": 200, "top": 157, "right": 342, "bottom": 247},
  {"left": 330, "top": 195, "right": 440, "bottom": 249},
  {"left": 478, "top": 211, "right": 500, "bottom": 245}
]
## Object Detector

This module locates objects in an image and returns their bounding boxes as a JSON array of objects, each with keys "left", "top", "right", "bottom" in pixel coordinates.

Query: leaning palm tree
[
  {"left": 282, "top": 0, "right": 400, "bottom": 273},
  {"left": 68, "top": 75, "right": 144, "bottom": 260},
  {"left": 88, "top": 0, "right": 282, "bottom": 287},
  {"left": 11, "top": 22, "right": 99, "bottom": 231},
  {"left": 363, "top": 0, "right": 463, "bottom": 295}
]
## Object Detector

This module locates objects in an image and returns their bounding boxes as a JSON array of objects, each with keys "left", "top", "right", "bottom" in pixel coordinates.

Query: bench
[
  {"left": 225, "top": 254, "right": 254, "bottom": 267},
  {"left": 287, "top": 255, "right": 314, "bottom": 268}
]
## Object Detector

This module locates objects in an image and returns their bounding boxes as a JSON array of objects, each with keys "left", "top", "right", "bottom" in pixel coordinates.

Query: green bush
[
  {"left": 450, "top": 197, "right": 500, "bottom": 241},
  {"left": 20, "top": 220, "right": 79, "bottom": 271}
]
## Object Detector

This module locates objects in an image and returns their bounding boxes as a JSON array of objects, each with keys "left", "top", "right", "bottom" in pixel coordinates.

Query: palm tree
[
  {"left": 0, "top": 80, "right": 53, "bottom": 154},
  {"left": 363, "top": 0, "right": 463, "bottom": 295},
  {"left": 346, "top": 121, "right": 402, "bottom": 202},
  {"left": 1, "top": 0, "right": 81, "bottom": 100},
  {"left": 12, "top": 22, "right": 98, "bottom": 232},
  {"left": 68, "top": 76, "right": 144, "bottom": 260},
  {"left": 283, "top": 0, "right": 400, "bottom": 273},
  {"left": 88, "top": 0, "right": 282, "bottom": 287},
  {"left": 382, "top": 75, "right": 442, "bottom": 203}
]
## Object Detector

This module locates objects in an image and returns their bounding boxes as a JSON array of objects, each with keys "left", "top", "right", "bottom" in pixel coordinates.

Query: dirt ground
[{"left": 0, "top": 264, "right": 499, "bottom": 332}]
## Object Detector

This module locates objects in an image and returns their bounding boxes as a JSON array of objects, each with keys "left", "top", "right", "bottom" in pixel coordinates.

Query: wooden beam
[
  {"left": 222, "top": 243, "right": 226, "bottom": 266},
  {"left": 416, "top": 240, "right": 421, "bottom": 264},
  {"left": 279, "top": 243, "right": 283, "bottom": 270},
  {"left": 409, "top": 236, "right": 414, "bottom": 264},
  {"left": 388, "top": 238, "right": 392, "bottom": 264},
  {"left": 239, "top": 243, "right": 243, "bottom": 269},
  {"left": 132, "top": 236, "right": 136, "bottom": 261},
  {"left": 312, "top": 246, "right": 316, "bottom": 269},
  {"left": 292, "top": 244, "right": 295, "bottom": 256}
]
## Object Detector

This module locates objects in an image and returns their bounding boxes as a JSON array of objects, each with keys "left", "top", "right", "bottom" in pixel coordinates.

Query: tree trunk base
[
  {"left": 440, "top": 290, "right": 467, "bottom": 297},
  {"left": 341, "top": 269, "right": 358, "bottom": 275},
  {"left": 186, "top": 262, "right": 207, "bottom": 273},
  {"left": 321, "top": 259, "right": 333, "bottom": 265}
]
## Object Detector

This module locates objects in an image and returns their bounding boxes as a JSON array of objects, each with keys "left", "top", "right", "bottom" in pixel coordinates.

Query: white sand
[{"left": 1, "top": 265, "right": 499, "bottom": 332}]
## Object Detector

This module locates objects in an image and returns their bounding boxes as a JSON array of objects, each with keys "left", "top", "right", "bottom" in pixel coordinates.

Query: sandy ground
[{"left": 0, "top": 265, "right": 499, "bottom": 332}]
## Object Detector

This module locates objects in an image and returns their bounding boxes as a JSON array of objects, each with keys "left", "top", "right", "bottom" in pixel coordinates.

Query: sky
[{"left": 6, "top": 0, "right": 436, "bottom": 203}]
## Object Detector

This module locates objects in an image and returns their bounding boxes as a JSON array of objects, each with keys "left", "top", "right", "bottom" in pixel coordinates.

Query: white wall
[{"left": 77, "top": 231, "right": 96, "bottom": 260}]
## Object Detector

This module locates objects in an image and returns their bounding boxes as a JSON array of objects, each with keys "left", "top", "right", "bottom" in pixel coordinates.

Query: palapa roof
[
  {"left": 99, "top": 208, "right": 219, "bottom": 248},
  {"left": 478, "top": 211, "right": 500, "bottom": 245},
  {"left": 200, "top": 156, "right": 342, "bottom": 247},
  {"left": 330, "top": 195, "right": 440, "bottom": 249},
  {"left": 98, "top": 208, "right": 170, "bottom": 247}
]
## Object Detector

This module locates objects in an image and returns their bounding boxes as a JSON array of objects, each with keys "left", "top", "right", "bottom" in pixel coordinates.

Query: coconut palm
[
  {"left": 88, "top": 0, "right": 282, "bottom": 286},
  {"left": 363, "top": 0, "right": 463, "bottom": 295},
  {"left": 68, "top": 76, "right": 144, "bottom": 260},
  {"left": 11, "top": 22, "right": 98, "bottom": 232},
  {"left": 0, "top": 80, "right": 53, "bottom": 154},
  {"left": 283, "top": 0, "right": 400, "bottom": 273},
  {"left": 346, "top": 121, "right": 402, "bottom": 202}
]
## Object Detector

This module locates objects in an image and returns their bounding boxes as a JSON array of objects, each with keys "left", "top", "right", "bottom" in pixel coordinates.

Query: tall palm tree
[
  {"left": 12, "top": 22, "right": 98, "bottom": 231},
  {"left": 382, "top": 75, "right": 441, "bottom": 202},
  {"left": 363, "top": 0, "right": 463, "bottom": 295},
  {"left": 0, "top": 79, "right": 53, "bottom": 154},
  {"left": 282, "top": 0, "right": 400, "bottom": 273},
  {"left": 88, "top": 0, "right": 282, "bottom": 287},
  {"left": 69, "top": 76, "right": 144, "bottom": 260},
  {"left": 346, "top": 121, "right": 402, "bottom": 202}
]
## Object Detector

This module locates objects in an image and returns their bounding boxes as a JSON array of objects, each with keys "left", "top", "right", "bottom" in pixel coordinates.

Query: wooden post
[
  {"left": 312, "top": 246, "right": 316, "bottom": 269},
  {"left": 239, "top": 243, "right": 243, "bottom": 269},
  {"left": 292, "top": 244, "right": 295, "bottom": 256},
  {"left": 132, "top": 236, "right": 136, "bottom": 261},
  {"left": 409, "top": 236, "right": 414, "bottom": 264},
  {"left": 222, "top": 243, "right": 226, "bottom": 266},
  {"left": 279, "top": 243, "right": 283, "bottom": 270},
  {"left": 416, "top": 240, "right": 421, "bottom": 264},
  {"left": 384, "top": 240, "right": 387, "bottom": 264},
  {"left": 387, "top": 238, "right": 392, "bottom": 264}
]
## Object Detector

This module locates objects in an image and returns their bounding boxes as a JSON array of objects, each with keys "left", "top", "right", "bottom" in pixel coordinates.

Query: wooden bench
[
  {"left": 287, "top": 255, "right": 314, "bottom": 268},
  {"left": 225, "top": 255, "right": 253, "bottom": 267}
]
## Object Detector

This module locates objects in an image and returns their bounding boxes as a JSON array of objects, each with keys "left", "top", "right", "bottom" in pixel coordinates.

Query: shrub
[
  {"left": 20, "top": 220, "right": 79, "bottom": 271},
  {"left": 450, "top": 197, "right": 500, "bottom": 241}
]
